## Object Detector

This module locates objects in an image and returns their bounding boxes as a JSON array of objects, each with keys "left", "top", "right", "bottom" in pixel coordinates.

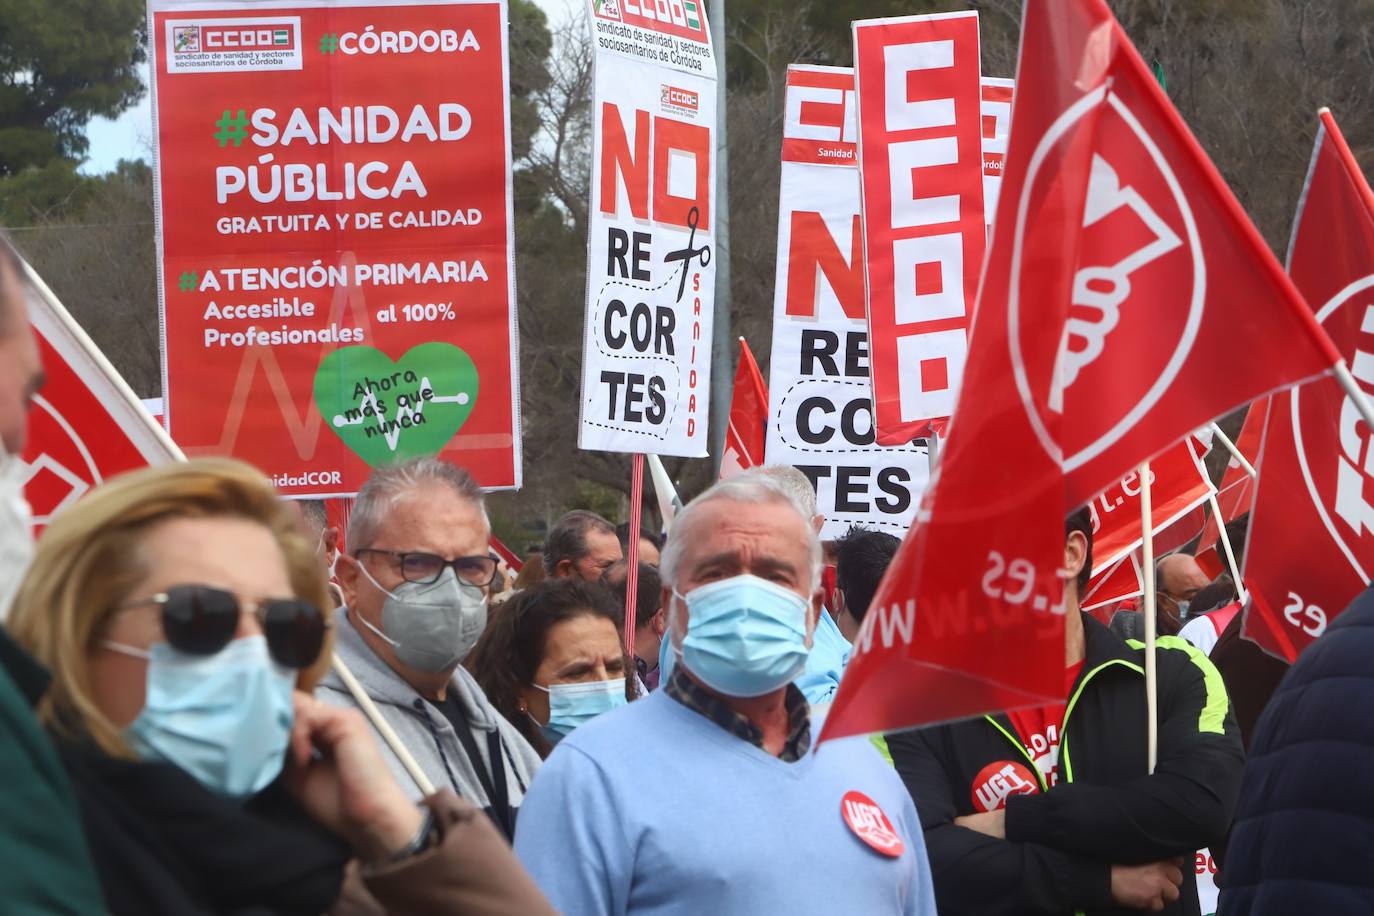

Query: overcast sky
[{"left": 81, "top": 0, "right": 578, "bottom": 174}]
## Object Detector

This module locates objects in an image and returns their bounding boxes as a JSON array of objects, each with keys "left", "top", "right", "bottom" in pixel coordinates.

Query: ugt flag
[
  {"left": 820, "top": 0, "right": 1342, "bottom": 742},
  {"left": 22, "top": 262, "right": 182, "bottom": 531},
  {"left": 1245, "top": 109, "right": 1374, "bottom": 662}
]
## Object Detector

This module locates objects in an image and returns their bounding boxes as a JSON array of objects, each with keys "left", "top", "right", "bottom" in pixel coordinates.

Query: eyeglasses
[
  {"left": 121, "top": 585, "right": 328, "bottom": 669},
  {"left": 355, "top": 549, "right": 498, "bottom": 587}
]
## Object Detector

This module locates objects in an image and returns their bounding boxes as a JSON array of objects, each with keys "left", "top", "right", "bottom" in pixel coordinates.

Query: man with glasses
[{"left": 319, "top": 457, "right": 541, "bottom": 842}]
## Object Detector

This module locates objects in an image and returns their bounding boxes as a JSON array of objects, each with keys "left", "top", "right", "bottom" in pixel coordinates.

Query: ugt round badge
[{"left": 841, "top": 791, "right": 905, "bottom": 858}]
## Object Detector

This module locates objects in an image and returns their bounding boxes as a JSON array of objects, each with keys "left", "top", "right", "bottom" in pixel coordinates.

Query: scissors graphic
[{"left": 664, "top": 206, "right": 712, "bottom": 303}]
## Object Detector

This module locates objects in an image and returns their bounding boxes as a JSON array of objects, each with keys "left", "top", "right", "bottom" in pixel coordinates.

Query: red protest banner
[
  {"left": 20, "top": 266, "right": 182, "bottom": 530},
  {"left": 1245, "top": 109, "right": 1374, "bottom": 661},
  {"left": 1088, "top": 439, "right": 1213, "bottom": 574},
  {"left": 820, "top": 0, "right": 1341, "bottom": 744},
  {"left": 721, "top": 338, "right": 768, "bottom": 479},
  {"left": 149, "top": 0, "right": 520, "bottom": 496},
  {"left": 853, "top": 12, "right": 985, "bottom": 445}
]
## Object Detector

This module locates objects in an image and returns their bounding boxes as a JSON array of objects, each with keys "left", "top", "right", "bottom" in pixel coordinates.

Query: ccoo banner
[
  {"left": 578, "top": 0, "right": 717, "bottom": 457},
  {"left": 852, "top": 11, "right": 986, "bottom": 446},
  {"left": 980, "top": 77, "right": 1014, "bottom": 232},
  {"left": 148, "top": 0, "right": 521, "bottom": 496},
  {"left": 764, "top": 65, "right": 928, "bottom": 539}
]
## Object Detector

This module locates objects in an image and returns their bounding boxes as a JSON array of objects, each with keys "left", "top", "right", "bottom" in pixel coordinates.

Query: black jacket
[
  {"left": 887, "top": 613, "right": 1244, "bottom": 916},
  {"left": 1219, "top": 586, "right": 1374, "bottom": 915}
]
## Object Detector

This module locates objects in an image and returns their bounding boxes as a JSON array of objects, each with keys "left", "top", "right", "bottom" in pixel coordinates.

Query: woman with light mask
[
  {"left": 6, "top": 459, "right": 554, "bottom": 916},
  {"left": 467, "top": 579, "right": 633, "bottom": 757}
]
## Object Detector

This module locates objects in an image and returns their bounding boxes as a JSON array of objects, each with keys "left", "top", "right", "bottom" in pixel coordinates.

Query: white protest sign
[
  {"left": 981, "top": 77, "right": 1014, "bottom": 232},
  {"left": 578, "top": 0, "right": 717, "bottom": 456},
  {"left": 764, "top": 65, "right": 927, "bottom": 539}
]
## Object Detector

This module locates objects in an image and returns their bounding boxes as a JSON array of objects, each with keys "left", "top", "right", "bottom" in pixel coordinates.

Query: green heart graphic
[{"left": 314, "top": 343, "right": 479, "bottom": 467}]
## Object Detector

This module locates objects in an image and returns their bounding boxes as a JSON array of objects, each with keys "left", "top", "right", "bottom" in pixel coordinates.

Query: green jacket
[{"left": 0, "top": 628, "right": 106, "bottom": 914}]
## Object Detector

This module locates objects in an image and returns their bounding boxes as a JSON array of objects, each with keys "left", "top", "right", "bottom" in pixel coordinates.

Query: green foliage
[{"left": 0, "top": 0, "right": 147, "bottom": 174}]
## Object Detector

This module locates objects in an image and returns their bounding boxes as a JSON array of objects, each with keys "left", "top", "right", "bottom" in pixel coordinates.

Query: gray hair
[
  {"left": 757, "top": 464, "right": 818, "bottom": 520},
  {"left": 660, "top": 471, "right": 823, "bottom": 593},
  {"left": 295, "top": 498, "right": 329, "bottom": 538},
  {"left": 347, "top": 457, "right": 487, "bottom": 549},
  {"left": 543, "top": 510, "right": 615, "bottom": 575}
]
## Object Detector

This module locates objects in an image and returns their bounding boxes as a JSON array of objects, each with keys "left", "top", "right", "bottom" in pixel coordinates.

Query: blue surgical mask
[
  {"left": 674, "top": 574, "right": 812, "bottom": 698},
  {"left": 106, "top": 635, "right": 296, "bottom": 798},
  {"left": 533, "top": 678, "right": 628, "bottom": 745}
]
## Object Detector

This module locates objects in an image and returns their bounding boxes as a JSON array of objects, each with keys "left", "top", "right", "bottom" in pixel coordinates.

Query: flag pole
[
  {"left": 625, "top": 453, "right": 645, "bottom": 659},
  {"left": 1333, "top": 360, "right": 1374, "bottom": 437},
  {"left": 926, "top": 431, "right": 940, "bottom": 475},
  {"left": 1209, "top": 422, "right": 1257, "bottom": 480},
  {"left": 1139, "top": 461, "right": 1158, "bottom": 774},
  {"left": 1208, "top": 491, "right": 1247, "bottom": 604}
]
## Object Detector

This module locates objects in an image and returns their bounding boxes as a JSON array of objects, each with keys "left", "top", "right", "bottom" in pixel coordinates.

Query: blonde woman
[{"left": 7, "top": 458, "right": 552, "bottom": 916}]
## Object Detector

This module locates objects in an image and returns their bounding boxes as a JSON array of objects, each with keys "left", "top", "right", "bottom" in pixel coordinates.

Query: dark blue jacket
[{"left": 1219, "top": 586, "right": 1374, "bottom": 915}]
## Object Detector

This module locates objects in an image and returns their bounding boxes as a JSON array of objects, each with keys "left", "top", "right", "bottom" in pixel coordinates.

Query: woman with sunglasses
[
  {"left": 6, "top": 458, "right": 553, "bottom": 915},
  {"left": 467, "top": 579, "right": 635, "bottom": 759}
]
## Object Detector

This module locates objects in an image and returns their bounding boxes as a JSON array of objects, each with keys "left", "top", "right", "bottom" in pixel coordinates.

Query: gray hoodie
[{"left": 317, "top": 606, "right": 541, "bottom": 839}]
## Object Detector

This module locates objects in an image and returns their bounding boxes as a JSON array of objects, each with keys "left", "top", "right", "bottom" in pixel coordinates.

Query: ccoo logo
[
  {"left": 1008, "top": 87, "right": 1204, "bottom": 471},
  {"left": 1291, "top": 274, "right": 1374, "bottom": 581}
]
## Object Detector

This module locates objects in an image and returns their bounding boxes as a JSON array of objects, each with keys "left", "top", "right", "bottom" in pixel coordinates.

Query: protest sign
[
  {"left": 148, "top": 0, "right": 520, "bottom": 496},
  {"left": 577, "top": 0, "right": 717, "bottom": 457},
  {"left": 853, "top": 11, "right": 986, "bottom": 445},
  {"left": 764, "top": 64, "right": 927, "bottom": 538},
  {"left": 720, "top": 338, "right": 766, "bottom": 479},
  {"left": 20, "top": 264, "right": 183, "bottom": 530},
  {"left": 981, "top": 77, "right": 1014, "bottom": 232},
  {"left": 1246, "top": 109, "right": 1374, "bottom": 661},
  {"left": 821, "top": 0, "right": 1341, "bottom": 744}
]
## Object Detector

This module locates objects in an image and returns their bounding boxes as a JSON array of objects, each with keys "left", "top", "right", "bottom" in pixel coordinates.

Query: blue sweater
[{"left": 514, "top": 690, "right": 935, "bottom": 915}]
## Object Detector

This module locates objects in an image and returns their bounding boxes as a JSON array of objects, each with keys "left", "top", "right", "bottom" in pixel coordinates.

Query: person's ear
[
  {"left": 651, "top": 607, "right": 668, "bottom": 638},
  {"left": 336, "top": 553, "right": 362, "bottom": 607},
  {"left": 833, "top": 587, "right": 847, "bottom": 619},
  {"left": 555, "top": 558, "right": 576, "bottom": 578},
  {"left": 1063, "top": 531, "right": 1088, "bottom": 582},
  {"left": 812, "top": 513, "right": 826, "bottom": 536}
]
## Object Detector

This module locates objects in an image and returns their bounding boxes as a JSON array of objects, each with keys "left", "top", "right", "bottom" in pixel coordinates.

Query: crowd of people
[{"left": 1, "top": 232, "right": 1371, "bottom": 915}]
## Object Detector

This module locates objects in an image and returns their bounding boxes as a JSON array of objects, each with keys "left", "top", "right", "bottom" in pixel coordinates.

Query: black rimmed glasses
[{"left": 355, "top": 548, "right": 498, "bottom": 588}]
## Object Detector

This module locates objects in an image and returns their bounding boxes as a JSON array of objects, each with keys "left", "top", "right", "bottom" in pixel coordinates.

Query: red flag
[
  {"left": 720, "top": 338, "right": 768, "bottom": 479},
  {"left": 1088, "top": 440, "right": 1213, "bottom": 574},
  {"left": 820, "top": 0, "right": 1341, "bottom": 743},
  {"left": 1083, "top": 553, "right": 1143, "bottom": 614},
  {"left": 20, "top": 266, "right": 181, "bottom": 531},
  {"left": 490, "top": 534, "right": 523, "bottom": 573},
  {"left": 1244, "top": 109, "right": 1374, "bottom": 661}
]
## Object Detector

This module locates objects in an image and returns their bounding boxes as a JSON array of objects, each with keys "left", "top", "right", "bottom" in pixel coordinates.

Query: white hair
[
  {"left": 347, "top": 457, "right": 489, "bottom": 549},
  {"left": 757, "top": 464, "right": 818, "bottom": 519},
  {"left": 660, "top": 471, "right": 823, "bottom": 593}
]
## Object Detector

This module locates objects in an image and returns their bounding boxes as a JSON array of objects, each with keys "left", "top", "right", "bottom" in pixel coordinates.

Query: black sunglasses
[
  {"left": 126, "top": 585, "right": 328, "bottom": 669},
  {"left": 355, "top": 548, "right": 498, "bottom": 587}
]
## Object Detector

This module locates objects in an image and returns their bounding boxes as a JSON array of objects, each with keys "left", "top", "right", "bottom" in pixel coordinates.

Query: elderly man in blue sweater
[{"left": 514, "top": 471, "right": 936, "bottom": 915}]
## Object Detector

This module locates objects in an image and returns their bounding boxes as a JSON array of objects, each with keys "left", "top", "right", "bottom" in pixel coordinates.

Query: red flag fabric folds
[
  {"left": 820, "top": 0, "right": 1341, "bottom": 743},
  {"left": 1244, "top": 109, "right": 1374, "bottom": 661},
  {"left": 720, "top": 338, "right": 768, "bottom": 479}
]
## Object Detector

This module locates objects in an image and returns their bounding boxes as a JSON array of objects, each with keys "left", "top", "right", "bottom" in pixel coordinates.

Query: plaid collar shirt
[{"left": 664, "top": 667, "right": 812, "bottom": 762}]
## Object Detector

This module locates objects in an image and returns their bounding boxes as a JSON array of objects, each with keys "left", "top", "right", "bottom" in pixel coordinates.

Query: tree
[{"left": 0, "top": 0, "right": 147, "bottom": 174}]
